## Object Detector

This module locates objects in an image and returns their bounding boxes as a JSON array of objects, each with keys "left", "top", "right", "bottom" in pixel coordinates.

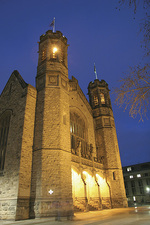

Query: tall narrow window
[
  {"left": 113, "top": 171, "right": 116, "bottom": 180},
  {"left": 42, "top": 48, "right": 46, "bottom": 61},
  {"left": 131, "top": 180, "right": 136, "bottom": 195},
  {"left": 70, "top": 112, "right": 86, "bottom": 156},
  {"left": 100, "top": 93, "right": 105, "bottom": 104},
  {"left": 0, "top": 111, "right": 11, "bottom": 171},
  {"left": 93, "top": 95, "right": 99, "bottom": 106},
  {"left": 52, "top": 47, "right": 58, "bottom": 59}
]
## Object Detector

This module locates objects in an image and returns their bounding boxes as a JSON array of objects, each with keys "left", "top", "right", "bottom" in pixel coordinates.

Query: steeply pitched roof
[
  {"left": 12, "top": 70, "right": 28, "bottom": 88},
  {"left": 0, "top": 70, "right": 28, "bottom": 96}
]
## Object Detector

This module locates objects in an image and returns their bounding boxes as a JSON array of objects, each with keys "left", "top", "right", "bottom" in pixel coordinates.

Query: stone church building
[{"left": 0, "top": 30, "right": 127, "bottom": 220}]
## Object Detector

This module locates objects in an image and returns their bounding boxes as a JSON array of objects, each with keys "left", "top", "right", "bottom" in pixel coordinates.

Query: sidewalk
[{"left": 0, "top": 207, "right": 149, "bottom": 225}]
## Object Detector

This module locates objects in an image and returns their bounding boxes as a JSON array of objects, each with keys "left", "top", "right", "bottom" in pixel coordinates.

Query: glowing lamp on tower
[{"left": 53, "top": 47, "right": 58, "bottom": 58}]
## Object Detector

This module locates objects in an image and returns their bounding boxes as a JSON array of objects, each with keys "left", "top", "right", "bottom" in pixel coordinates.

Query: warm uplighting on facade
[
  {"left": 72, "top": 169, "right": 110, "bottom": 203},
  {"left": 96, "top": 174, "right": 105, "bottom": 183},
  {"left": 83, "top": 171, "right": 87, "bottom": 175}
]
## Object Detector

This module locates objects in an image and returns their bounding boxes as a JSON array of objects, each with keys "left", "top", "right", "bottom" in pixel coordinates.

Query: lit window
[
  {"left": 100, "top": 93, "right": 105, "bottom": 104},
  {"left": 52, "top": 47, "right": 58, "bottom": 58},
  {"left": 137, "top": 174, "right": 141, "bottom": 178},
  {"left": 127, "top": 167, "right": 132, "bottom": 172},
  {"left": 130, "top": 175, "right": 133, "bottom": 179},
  {"left": 146, "top": 187, "right": 150, "bottom": 193},
  {"left": 133, "top": 196, "right": 136, "bottom": 201}
]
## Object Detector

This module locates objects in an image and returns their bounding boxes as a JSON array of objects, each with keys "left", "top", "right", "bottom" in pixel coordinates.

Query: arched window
[
  {"left": 0, "top": 111, "right": 11, "bottom": 171},
  {"left": 70, "top": 112, "right": 87, "bottom": 157},
  {"left": 100, "top": 93, "right": 105, "bottom": 104}
]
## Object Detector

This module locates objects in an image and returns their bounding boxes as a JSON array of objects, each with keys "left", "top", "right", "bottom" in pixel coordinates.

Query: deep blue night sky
[{"left": 0, "top": 0, "right": 149, "bottom": 166}]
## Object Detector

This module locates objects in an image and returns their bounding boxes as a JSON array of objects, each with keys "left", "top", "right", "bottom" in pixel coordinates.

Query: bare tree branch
[{"left": 114, "top": 64, "right": 150, "bottom": 121}]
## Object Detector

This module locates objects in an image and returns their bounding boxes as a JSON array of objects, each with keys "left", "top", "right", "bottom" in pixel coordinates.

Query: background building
[
  {"left": 0, "top": 29, "right": 127, "bottom": 220},
  {"left": 123, "top": 162, "right": 150, "bottom": 206}
]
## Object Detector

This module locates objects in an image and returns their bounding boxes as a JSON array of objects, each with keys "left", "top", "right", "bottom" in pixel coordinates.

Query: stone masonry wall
[
  {"left": 0, "top": 74, "right": 32, "bottom": 220},
  {"left": 31, "top": 74, "right": 72, "bottom": 217},
  {"left": 69, "top": 81, "right": 96, "bottom": 157},
  {"left": 15, "top": 84, "right": 37, "bottom": 220},
  {"left": 95, "top": 116, "right": 128, "bottom": 208}
]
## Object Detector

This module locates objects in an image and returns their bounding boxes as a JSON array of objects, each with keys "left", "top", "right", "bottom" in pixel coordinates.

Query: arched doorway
[
  {"left": 96, "top": 174, "right": 111, "bottom": 209},
  {"left": 71, "top": 168, "right": 86, "bottom": 211}
]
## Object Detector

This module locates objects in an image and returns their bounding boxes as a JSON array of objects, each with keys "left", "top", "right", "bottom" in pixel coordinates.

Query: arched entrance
[
  {"left": 71, "top": 168, "right": 111, "bottom": 211},
  {"left": 96, "top": 174, "right": 111, "bottom": 209},
  {"left": 71, "top": 168, "right": 86, "bottom": 211}
]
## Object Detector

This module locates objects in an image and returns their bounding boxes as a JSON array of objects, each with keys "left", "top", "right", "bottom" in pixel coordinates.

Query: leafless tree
[
  {"left": 114, "top": 64, "right": 150, "bottom": 121},
  {"left": 115, "top": 0, "right": 150, "bottom": 120}
]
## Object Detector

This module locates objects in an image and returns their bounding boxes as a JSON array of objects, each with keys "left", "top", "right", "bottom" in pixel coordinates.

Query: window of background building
[
  {"left": 127, "top": 167, "right": 132, "bottom": 172},
  {"left": 137, "top": 174, "right": 141, "bottom": 178},
  {"left": 130, "top": 175, "right": 133, "bottom": 179},
  {"left": 138, "top": 180, "right": 144, "bottom": 194},
  {"left": 124, "top": 182, "right": 129, "bottom": 196},
  {"left": 131, "top": 180, "right": 136, "bottom": 195},
  {"left": 146, "top": 178, "right": 150, "bottom": 185},
  {"left": 144, "top": 173, "right": 148, "bottom": 177}
]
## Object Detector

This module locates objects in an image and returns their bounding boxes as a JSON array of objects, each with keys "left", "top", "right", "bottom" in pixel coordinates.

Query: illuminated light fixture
[
  {"left": 146, "top": 187, "right": 150, "bottom": 192},
  {"left": 48, "top": 189, "right": 54, "bottom": 195},
  {"left": 133, "top": 196, "right": 136, "bottom": 201},
  {"left": 83, "top": 171, "right": 87, "bottom": 175},
  {"left": 137, "top": 174, "right": 141, "bottom": 178},
  {"left": 129, "top": 175, "right": 133, "bottom": 179},
  {"left": 53, "top": 47, "right": 58, "bottom": 53}
]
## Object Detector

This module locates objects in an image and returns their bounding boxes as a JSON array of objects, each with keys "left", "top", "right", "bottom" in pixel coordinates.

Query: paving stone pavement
[{"left": 0, "top": 206, "right": 150, "bottom": 225}]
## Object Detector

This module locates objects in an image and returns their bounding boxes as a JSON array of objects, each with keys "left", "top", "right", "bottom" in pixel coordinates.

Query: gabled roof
[
  {"left": 12, "top": 70, "right": 28, "bottom": 88},
  {"left": 0, "top": 70, "right": 28, "bottom": 97}
]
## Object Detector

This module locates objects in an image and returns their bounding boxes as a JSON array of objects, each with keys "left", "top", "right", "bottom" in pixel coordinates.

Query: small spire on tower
[{"left": 94, "top": 63, "right": 98, "bottom": 80}]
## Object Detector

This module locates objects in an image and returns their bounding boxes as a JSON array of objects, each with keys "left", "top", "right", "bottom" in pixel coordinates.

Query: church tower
[
  {"left": 88, "top": 79, "right": 128, "bottom": 208},
  {"left": 30, "top": 30, "right": 73, "bottom": 217}
]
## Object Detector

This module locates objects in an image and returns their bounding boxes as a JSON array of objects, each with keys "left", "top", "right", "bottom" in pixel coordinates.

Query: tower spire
[{"left": 94, "top": 63, "right": 98, "bottom": 80}]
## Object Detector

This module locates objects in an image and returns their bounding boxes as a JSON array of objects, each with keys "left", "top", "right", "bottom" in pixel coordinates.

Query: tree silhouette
[{"left": 115, "top": 0, "right": 150, "bottom": 120}]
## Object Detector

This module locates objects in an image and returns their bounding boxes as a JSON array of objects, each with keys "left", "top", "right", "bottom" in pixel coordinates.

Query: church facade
[{"left": 0, "top": 30, "right": 127, "bottom": 220}]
